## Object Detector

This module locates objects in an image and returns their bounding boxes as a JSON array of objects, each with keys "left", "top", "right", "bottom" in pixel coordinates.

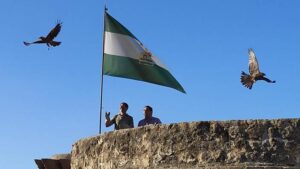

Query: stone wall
[
  {"left": 35, "top": 154, "right": 71, "bottom": 169},
  {"left": 71, "top": 119, "right": 300, "bottom": 169}
]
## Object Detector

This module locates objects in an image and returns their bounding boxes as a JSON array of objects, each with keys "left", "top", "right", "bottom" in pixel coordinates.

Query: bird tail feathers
[
  {"left": 50, "top": 41, "right": 61, "bottom": 47},
  {"left": 241, "top": 71, "right": 254, "bottom": 89}
]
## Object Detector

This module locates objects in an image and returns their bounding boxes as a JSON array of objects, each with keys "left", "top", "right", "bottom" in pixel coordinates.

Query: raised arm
[{"left": 105, "top": 112, "right": 115, "bottom": 127}]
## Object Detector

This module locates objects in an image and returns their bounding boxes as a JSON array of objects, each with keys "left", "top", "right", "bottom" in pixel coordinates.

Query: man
[
  {"left": 105, "top": 102, "right": 134, "bottom": 130},
  {"left": 138, "top": 106, "right": 162, "bottom": 127}
]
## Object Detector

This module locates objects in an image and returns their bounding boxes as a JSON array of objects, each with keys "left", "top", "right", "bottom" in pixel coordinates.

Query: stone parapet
[{"left": 71, "top": 119, "right": 300, "bottom": 169}]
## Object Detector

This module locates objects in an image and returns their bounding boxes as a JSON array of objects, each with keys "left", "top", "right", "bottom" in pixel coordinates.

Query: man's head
[
  {"left": 120, "top": 102, "right": 129, "bottom": 114},
  {"left": 144, "top": 105, "right": 153, "bottom": 119}
]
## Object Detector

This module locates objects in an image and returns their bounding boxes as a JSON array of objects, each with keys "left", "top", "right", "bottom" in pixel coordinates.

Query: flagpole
[{"left": 99, "top": 6, "right": 107, "bottom": 134}]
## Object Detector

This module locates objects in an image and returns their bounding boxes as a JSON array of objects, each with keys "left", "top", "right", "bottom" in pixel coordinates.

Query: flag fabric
[{"left": 103, "top": 11, "right": 186, "bottom": 93}]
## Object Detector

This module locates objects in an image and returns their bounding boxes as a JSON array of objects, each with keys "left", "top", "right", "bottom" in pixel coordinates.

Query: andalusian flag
[{"left": 103, "top": 11, "right": 186, "bottom": 93}]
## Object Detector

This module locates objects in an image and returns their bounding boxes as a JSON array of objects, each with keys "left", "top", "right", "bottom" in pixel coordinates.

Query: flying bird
[
  {"left": 241, "top": 48, "right": 276, "bottom": 89},
  {"left": 24, "top": 21, "right": 62, "bottom": 48}
]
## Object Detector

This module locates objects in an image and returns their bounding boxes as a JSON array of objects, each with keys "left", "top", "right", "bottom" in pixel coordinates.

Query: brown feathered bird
[
  {"left": 241, "top": 48, "right": 276, "bottom": 89},
  {"left": 24, "top": 21, "right": 62, "bottom": 48}
]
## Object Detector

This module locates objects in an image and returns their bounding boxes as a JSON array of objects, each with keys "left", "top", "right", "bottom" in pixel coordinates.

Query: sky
[{"left": 1, "top": 0, "right": 300, "bottom": 168}]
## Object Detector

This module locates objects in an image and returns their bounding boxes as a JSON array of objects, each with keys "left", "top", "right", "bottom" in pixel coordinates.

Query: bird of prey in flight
[
  {"left": 24, "top": 21, "right": 62, "bottom": 48},
  {"left": 241, "top": 48, "right": 276, "bottom": 89}
]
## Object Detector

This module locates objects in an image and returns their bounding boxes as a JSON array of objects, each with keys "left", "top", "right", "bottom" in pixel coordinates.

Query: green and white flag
[{"left": 103, "top": 11, "right": 186, "bottom": 93}]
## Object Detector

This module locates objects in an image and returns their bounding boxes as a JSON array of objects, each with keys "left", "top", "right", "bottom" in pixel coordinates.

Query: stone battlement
[{"left": 71, "top": 118, "right": 300, "bottom": 169}]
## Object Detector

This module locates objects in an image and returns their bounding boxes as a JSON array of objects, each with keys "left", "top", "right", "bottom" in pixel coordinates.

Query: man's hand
[{"left": 105, "top": 112, "right": 110, "bottom": 121}]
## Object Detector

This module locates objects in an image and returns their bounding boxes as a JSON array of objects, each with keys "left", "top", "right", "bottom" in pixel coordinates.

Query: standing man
[
  {"left": 105, "top": 102, "right": 134, "bottom": 130},
  {"left": 138, "top": 105, "right": 162, "bottom": 127}
]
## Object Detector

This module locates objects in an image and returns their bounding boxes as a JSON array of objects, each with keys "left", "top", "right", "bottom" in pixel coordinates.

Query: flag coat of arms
[{"left": 103, "top": 11, "right": 186, "bottom": 93}]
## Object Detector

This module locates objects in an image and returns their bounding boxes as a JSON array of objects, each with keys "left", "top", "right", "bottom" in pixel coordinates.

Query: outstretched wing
[
  {"left": 46, "top": 21, "right": 62, "bottom": 40},
  {"left": 248, "top": 48, "right": 260, "bottom": 76},
  {"left": 23, "top": 41, "right": 31, "bottom": 46},
  {"left": 23, "top": 40, "right": 45, "bottom": 46}
]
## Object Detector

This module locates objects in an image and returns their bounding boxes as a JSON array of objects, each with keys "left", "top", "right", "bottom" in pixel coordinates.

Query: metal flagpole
[{"left": 99, "top": 6, "right": 108, "bottom": 134}]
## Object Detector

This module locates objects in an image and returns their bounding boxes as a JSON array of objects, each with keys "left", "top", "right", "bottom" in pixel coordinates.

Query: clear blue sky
[{"left": 1, "top": 0, "right": 299, "bottom": 168}]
